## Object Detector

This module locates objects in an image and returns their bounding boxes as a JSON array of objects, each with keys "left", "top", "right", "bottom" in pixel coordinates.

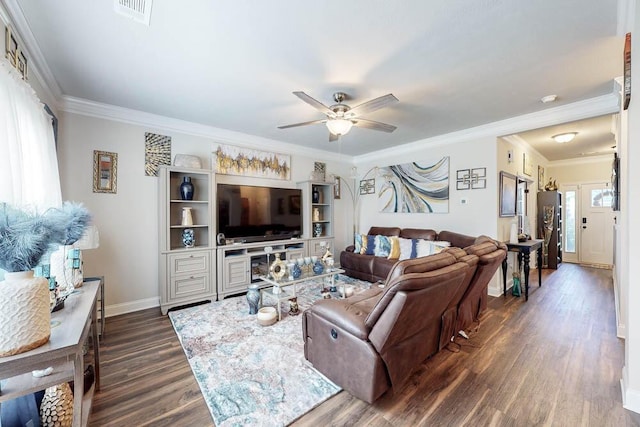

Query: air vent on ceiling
[{"left": 114, "top": 0, "right": 153, "bottom": 26}]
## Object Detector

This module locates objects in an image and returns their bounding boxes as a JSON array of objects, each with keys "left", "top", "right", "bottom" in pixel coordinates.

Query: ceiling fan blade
[
  {"left": 329, "top": 132, "right": 339, "bottom": 142},
  {"left": 277, "top": 119, "right": 327, "bottom": 129},
  {"left": 293, "top": 91, "right": 336, "bottom": 117},
  {"left": 352, "top": 118, "right": 397, "bottom": 133},
  {"left": 345, "top": 94, "right": 398, "bottom": 118}
]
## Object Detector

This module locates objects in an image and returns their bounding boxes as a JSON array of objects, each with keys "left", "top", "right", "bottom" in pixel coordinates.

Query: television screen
[{"left": 217, "top": 183, "right": 303, "bottom": 242}]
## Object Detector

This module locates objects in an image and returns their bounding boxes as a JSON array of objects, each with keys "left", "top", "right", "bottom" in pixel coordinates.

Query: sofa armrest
[
  {"left": 305, "top": 299, "right": 370, "bottom": 339},
  {"left": 345, "top": 245, "right": 356, "bottom": 253}
]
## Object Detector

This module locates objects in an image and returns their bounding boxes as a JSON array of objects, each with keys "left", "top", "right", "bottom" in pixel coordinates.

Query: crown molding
[
  {"left": 60, "top": 95, "right": 352, "bottom": 163},
  {"left": 501, "top": 134, "right": 550, "bottom": 164},
  {"left": 1, "top": 0, "right": 62, "bottom": 105},
  {"left": 355, "top": 92, "right": 620, "bottom": 164}
]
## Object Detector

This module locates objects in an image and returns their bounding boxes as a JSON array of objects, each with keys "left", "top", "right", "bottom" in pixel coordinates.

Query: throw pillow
[
  {"left": 364, "top": 235, "right": 376, "bottom": 255},
  {"left": 398, "top": 237, "right": 417, "bottom": 260},
  {"left": 416, "top": 240, "right": 452, "bottom": 258},
  {"left": 374, "top": 235, "right": 391, "bottom": 257},
  {"left": 387, "top": 236, "right": 400, "bottom": 259},
  {"left": 354, "top": 233, "right": 364, "bottom": 254}
]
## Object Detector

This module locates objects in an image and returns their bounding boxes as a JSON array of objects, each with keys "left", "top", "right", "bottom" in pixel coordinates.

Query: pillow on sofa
[
  {"left": 416, "top": 240, "right": 451, "bottom": 257},
  {"left": 374, "top": 235, "right": 391, "bottom": 257},
  {"left": 398, "top": 238, "right": 417, "bottom": 260},
  {"left": 354, "top": 233, "right": 365, "bottom": 254},
  {"left": 354, "top": 234, "right": 377, "bottom": 255},
  {"left": 387, "top": 236, "right": 400, "bottom": 259}
]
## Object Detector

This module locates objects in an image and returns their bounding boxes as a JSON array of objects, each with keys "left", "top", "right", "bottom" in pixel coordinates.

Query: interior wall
[
  {"left": 547, "top": 156, "right": 613, "bottom": 184},
  {"left": 56, "top": 111, "right": 354, "bottom": 315},
  {"left": 354, "top": 136, "right": 501, "bottom": 294},
  {"left": 622, "top": 0, "right": 640, "bottom": 414}
]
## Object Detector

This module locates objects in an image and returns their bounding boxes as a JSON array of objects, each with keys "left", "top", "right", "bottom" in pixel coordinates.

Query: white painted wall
[
  {"left": 353, "top": 135, "right": 500, "bottom": 293},
  {"left": 547, "top": 156, "right": 613, "bottom": 184},
  {"left": 621, "top": 0, "right": 640, "bottom": 414},
  {"left": 56, "top": 111, "right": 354, "bottom": 315}
]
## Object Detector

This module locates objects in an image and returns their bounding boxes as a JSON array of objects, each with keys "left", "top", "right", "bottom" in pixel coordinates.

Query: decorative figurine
[{"left": 288, "top": 297, "right": 299, "bottom": 316}]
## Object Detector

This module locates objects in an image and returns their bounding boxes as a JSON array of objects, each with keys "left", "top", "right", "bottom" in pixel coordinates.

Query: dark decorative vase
[
  {"left": 180, "top": 177, "right": 194, "bottom": 200},
  {"left": 312, "top": 187, "right": 320, "bottom": 204},
  {"left": 246, "top": 284, "right": 260, "bottom": 315}
]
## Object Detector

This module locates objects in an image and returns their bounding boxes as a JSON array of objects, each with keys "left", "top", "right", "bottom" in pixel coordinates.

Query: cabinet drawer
[
  {"left": 224, "top": 258, "right": 250, "bottom": 289},
  {"left": 169, "top": 252, "right": 210, "bottom": 276},
  {"left": 309, "top": 239, "right": 334, "bottom": 257},
  {"left": 170, "top": 274, "right": 210, "bottom": 300}
]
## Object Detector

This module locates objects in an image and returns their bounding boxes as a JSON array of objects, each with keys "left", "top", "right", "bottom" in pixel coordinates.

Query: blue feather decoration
[{"left": 0, "top": 202, "right": 92, "bottom": 272}]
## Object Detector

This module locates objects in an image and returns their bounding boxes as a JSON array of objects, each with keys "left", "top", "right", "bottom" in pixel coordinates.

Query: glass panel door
[{"left": 561, "top": 184, "right": 579, "bottom": 263}]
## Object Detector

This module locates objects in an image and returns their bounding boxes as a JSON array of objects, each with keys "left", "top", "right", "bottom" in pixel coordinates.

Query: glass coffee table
[{"left": 258, "top": 268, "right": 345, "bottom": 321}]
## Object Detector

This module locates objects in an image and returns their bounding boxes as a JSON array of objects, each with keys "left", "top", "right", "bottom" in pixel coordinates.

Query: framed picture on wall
[
  {"left": 538, "top": 165, "right": 545, "bottom": 190},
  {"left": 499, "top": 171, "right": 517, "bottom": 217}
]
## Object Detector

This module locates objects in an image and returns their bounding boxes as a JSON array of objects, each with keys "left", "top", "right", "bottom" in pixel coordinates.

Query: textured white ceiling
[{"left": 11, "top": 0, "right": 623, "bottom": 157}]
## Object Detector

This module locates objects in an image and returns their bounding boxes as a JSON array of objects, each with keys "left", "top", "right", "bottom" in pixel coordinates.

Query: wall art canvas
[
  {"left": 213, "top": 145, "right": 291, "bottom": 180},
  {"left": 144, "top": 132, "right": 171, "bottom": 176},
  {"left": 378, "top": 157, "right": 449, "bottom": 213}
]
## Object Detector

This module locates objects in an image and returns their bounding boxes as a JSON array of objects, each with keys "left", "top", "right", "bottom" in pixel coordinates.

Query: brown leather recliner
[
  {"left": 302, "top": 252, "right": 474, "bottom": 403},
  {"left": 450, "top": 237, "right": 507, "bottom": 335}
]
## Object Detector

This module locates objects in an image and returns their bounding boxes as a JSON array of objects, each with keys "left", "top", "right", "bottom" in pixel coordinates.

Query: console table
[
  {"left": 501, "top": 240, "right": 543, "bottom": 301},
  {"left": 0, "top": 278, "right": 101, "bottom": 426}
]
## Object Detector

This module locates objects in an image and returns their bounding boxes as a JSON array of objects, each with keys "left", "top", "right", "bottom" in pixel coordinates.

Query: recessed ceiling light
[
  {"left": 552, "top": 132, "right": 577, "bottom": 143},
  {"left": 541, "top": 94, "right": 558, "bottom": 103}
]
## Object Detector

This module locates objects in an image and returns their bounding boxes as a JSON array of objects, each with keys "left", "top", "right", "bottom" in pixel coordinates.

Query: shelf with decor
[
  {"left": 298, "top": 181, "right": 334, "bottom": 241},
  {"left": 159, "top": 166, "right": 216, "bottom": 314}
]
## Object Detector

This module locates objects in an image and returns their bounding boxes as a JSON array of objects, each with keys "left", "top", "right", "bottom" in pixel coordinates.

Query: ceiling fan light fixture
[
  {"left": 552, "top": 132, "right": 577, "bottom": 143},
  {"left": 326, "top": 119, "right": 353, "bottom": 136}
]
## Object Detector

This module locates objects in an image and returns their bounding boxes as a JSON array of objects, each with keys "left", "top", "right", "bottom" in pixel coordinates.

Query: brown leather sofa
[
  {"left": 303, "top": 231, "right": 507, "bottom": 403},
  {"left": 340, "top": 227, "right": 477, "bottom": 282},
  {"left": 302, "top": 252, "right": 474, "bottom": 403}
]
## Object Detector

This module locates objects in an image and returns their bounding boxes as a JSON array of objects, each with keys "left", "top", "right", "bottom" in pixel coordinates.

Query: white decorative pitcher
[{"left": 0, "top": 271, "right": 51, "bottom": 357}]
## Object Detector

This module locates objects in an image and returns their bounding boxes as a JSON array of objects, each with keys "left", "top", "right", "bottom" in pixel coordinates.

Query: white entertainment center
[{"left": 158, "top": 165, "right": 335, "bottom": 314}]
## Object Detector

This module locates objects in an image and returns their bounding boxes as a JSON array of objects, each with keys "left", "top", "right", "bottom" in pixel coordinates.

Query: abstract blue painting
[{"left": 378, "top": 157, "right": 449, "bottom": 213}]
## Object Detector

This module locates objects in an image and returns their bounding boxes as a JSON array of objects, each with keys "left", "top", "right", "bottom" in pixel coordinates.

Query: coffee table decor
[{"left": 169, "top": 274, "right": 372, "bottom": 426}]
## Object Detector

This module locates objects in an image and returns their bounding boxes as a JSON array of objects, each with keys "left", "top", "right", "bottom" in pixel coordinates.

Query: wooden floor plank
[{"left": 89, "top": 264, "right": 640, "bottom": 426}]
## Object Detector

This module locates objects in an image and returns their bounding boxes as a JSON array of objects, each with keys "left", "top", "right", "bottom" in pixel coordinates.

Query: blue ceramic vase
[
  {"left": 313, "top": 260, "right": 324, "bottom": 275},
  {"left": 291, "top": 263, "right": 302, "bottom": 279},
  {"left": 246, "top": 284, "right": 260, "bottom": 315},
  {"left": 182, "top": 228, "right": 195, "bottom": 248},
  {"left": 180, "top": 176, "right": 194, "bottom": 200}
]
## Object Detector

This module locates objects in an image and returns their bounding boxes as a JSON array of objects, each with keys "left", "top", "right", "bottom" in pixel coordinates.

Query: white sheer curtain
[{"left": 0, "top": 58, "right": 61, "bottom": 210}]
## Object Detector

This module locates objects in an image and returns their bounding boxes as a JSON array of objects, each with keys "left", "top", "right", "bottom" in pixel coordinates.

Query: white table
[
  {"left": 258, "top": 268, "right": 345, "bottom": 320},
  {"left": 0, "top": 278, "right": 101, "bottom": 426}
]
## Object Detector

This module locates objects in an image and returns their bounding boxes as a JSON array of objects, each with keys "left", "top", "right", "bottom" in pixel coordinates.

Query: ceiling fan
[{"left": 278, "top": 91, "right": 399, "bottom": 141}]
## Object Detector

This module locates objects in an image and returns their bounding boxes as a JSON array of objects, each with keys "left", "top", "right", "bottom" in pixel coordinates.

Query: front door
[{"left": 579, "top": 182, "right": 615, "bottom": 266}]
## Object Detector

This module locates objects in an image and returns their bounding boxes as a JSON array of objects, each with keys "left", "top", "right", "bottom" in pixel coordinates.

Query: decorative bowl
[{"left": 257, "top": 307, "right": 277, "bottom": 326}]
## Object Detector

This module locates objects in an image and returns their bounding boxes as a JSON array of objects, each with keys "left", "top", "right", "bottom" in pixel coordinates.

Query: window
[{"left": 565, "top": 190, "right": 576, "bottom": 253}]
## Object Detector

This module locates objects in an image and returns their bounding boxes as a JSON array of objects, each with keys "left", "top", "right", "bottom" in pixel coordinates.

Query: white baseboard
[
  {"left": 621, "top": 367, "right": 640, "bottom": 414},
  {"left": 105, "top": 297, "right": 160, "bottom": 318}
]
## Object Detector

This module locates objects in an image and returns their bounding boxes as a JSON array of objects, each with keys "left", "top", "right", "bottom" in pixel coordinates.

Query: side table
[{"left": 501, "top": 240, "right": 543, "bottom": 301}]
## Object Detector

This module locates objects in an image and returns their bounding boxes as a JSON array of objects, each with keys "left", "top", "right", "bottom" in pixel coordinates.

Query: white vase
[
  {"left": 0, "top": 270, "right": 51, "bottom": 357},
  {"left": 181, "top": 207, "right": 194, "bottom": 226}
]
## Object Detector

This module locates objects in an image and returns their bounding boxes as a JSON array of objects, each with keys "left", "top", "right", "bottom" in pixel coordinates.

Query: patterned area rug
[{"left": 169, "top": 274, "right": 372, "bottom": 427}]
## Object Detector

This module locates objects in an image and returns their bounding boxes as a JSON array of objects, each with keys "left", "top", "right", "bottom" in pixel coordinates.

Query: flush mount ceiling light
[
  {"left": 325, "top": 118, "right": 354, "bottom": 136},
  {"left": 541, "top": 94, "right": 558, "bottom": 103},
  {"left": 552, "top": 132, "right": 577, "bottom": 143}
]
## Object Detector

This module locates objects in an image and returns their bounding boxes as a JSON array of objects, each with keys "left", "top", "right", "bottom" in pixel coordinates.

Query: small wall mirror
[{"left": 93, "top": 150, "right": 118, "bottom": 194}]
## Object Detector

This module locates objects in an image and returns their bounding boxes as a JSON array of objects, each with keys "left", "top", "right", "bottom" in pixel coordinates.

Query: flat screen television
[{"left": 217, "top": 183, "right": 303, "bottom": 243}]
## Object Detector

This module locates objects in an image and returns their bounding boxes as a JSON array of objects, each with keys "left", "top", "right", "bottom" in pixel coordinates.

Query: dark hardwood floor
[{"left": 89, "top": 264, "right": 640, "bottom": 426}]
